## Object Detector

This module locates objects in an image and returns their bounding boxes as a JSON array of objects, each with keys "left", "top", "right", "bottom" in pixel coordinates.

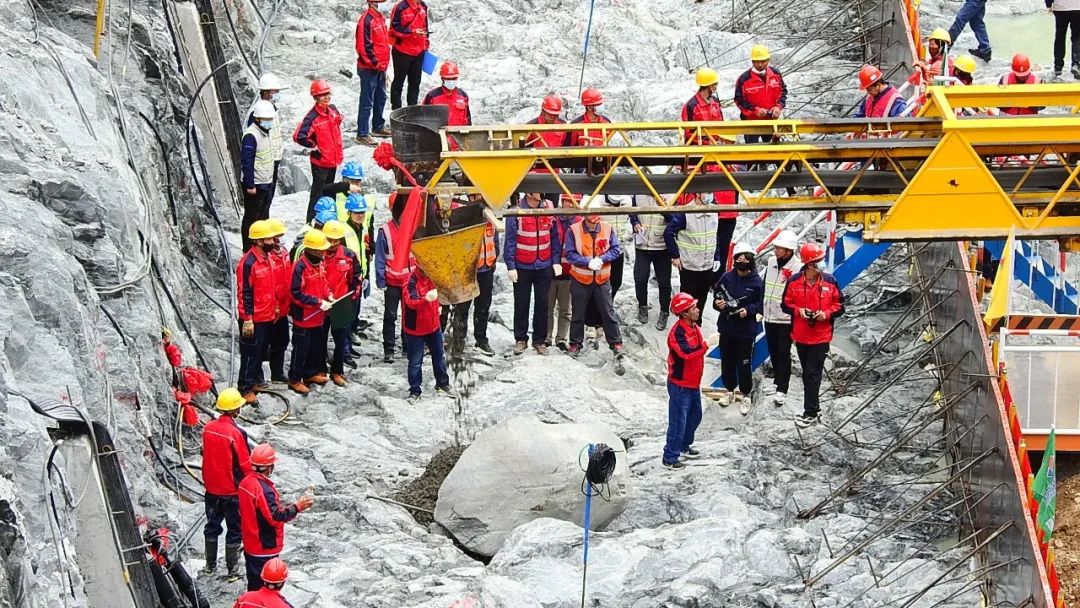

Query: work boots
[
  {"left": 637, "top": 305, "right": 649, "bottom": 324},
  {"left": 655, "top": 314, "right": 669, "bottom": 331},
  {"left": 201, "top": 537, "right": 218, "bottom": 576},
  {"left": 224, "top": 544, "right": 242, "bottom": 582}
]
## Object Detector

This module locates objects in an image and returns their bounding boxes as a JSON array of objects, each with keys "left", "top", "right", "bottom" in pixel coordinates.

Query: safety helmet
[
  {"left": 258, "top": 72, "right": 288, "bottom": 91},
  {"left": 799, "top": 242, "right": 827, "bottom": 265},
  {"left": 216, "top": 388, "right": 245, "bottom": 412},
  {"left": 581, "top": 87, "right": 604, "bottom": 107},
  {"left": 345, "top": 193, "right": 369, "bottom": 213},
  {"left": 314, "top": 197, "right": 337, "bottom": 215},
  {"left": 322, "top": 220, "right": 347, "bottom": 240},
  {"left": 265, "top": 218, "right": 287, "bottom": 237},
  {"left": 750, "top": 44, "right": 771, "bottom": 61},
  {"left": 541, "top": 94, "right": 563, "bottom": 115},
  {"left": 732, "top": 241, "right": 755, "bottom": 258},
  {"left": 928, "top": 28, "right": 952, "bottom": 44},
  {"left": 1011, "top": 53, "right": 1031, "bottom": 77},
  {"left": 252, "top": 100, "right": 277, "bottom": 119},
  {"left": 341, "top": 160, "right": 365, "bottom": 180},
  {"left": 953, "top": 54, "right": 977, "bottom": 75},
  {"left": 440, "top": 61, "right": 460, "bottom": 79},
  {"left": 249, "top": 443, "right": 277, "bottom": 467},
  {"left": 695, "top": 67, "right": 719, "bottom": 87},
  {"left": 310, "top": 79, "right": 331, "bottom": 97},
  {"left": 315, "top": 209, "right": 337, "bottom": 225},
  {"left": 303, "top": 229, "right": 331, "bottom": 251},
  {"left": 261, "top": 558, "right": 289, "bottom": 585},
  {"left": 773, "top": 229, "right": 798, "bottom": 251},
  {"left": 670, "top": 292, "right": 698, "bottom": 316},
  {"left": 248, "top": 220, "right": 275, "bottom": 240},
  {"left": 858, "top": 65, "right": 883, "bottom": 90}
]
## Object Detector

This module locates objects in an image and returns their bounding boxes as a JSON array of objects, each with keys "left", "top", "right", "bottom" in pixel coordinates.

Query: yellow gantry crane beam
[{"left": 420, "top": 84, "right": 1080, "bottom": 249}]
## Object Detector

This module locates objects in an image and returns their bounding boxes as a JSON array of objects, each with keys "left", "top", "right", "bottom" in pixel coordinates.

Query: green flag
[{"left": 1032, "top": 429, "right": 1057, "bottom": 541}]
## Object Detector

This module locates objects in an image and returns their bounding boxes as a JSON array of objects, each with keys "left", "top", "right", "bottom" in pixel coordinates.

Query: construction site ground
[{"left": 1056, "top": 454, "right": 1080, "bottom": 605}]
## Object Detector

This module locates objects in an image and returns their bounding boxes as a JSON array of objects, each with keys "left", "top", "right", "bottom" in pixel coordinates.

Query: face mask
[
  {"left": 270, "top": 92, "right": 281, "bottom": 103},
  {"left": 259, "top": 241, "right": 275, "bottom": 252},
  {"left": 734, "top": 260, "right": 753, "bottom": 272},
  {"left": 258, "top": 120, "right": 273, "bottom": 130},
  {"left": 752, "top": 67, "right": 767, "bottom": 75},
  {"left": 775, "top": 251, "right": 792, "bottom": 266},
  {"left": 305, "top": 250, "right": 324, "bottom": 263},
  {"left": 443, "top": 80, "right": 458, "bottom": 90}
]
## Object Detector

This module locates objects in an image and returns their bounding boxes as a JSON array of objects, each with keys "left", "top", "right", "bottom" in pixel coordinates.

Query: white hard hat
[
  {"left": 732, "top": 241, "right": 755, "bottom": 257},
  {"left": 252, "top": 100, "right": 277, "bottom": 119},
  {"left": 773, "top": 229, "right": 798, "bottom": 251},
  {"left": 257, "top": 73, "right": 288, "bottom": 91}
]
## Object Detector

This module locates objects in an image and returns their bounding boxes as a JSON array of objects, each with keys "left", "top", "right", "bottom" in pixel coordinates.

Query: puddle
[{"left": 983, "top": 12, "right": 1056, "bottom": 71}]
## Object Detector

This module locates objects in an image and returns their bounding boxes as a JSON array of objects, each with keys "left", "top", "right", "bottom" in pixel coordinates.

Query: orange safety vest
[
  {"left": 477, "top": 222, "right": 497, "bottom": 269},
  {"left": 568, "top": 221, "right": 613, "bottom": 285}
]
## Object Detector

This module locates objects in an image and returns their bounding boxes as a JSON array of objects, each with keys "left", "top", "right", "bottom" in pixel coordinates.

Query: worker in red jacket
[
  {"left": 236, "top": 221, "right": 284, "bottom": 404},
  {"left": 733, "top": 45, "right": 787, "bottom": 144},
  {"left": 238, "top": 444, "right": 313, "bottom": 591},
  {"left": 320, "top": 221, "right": 361, "bottom": 387},
  {"left": 681, "top": 68, "right": 738, "bottom": 248},
  {"left": 524, "top": 95, "right": 566, "bottom": 148},
  {"left": 201, "top": 388, "right": 251, "bottom": 581},
  {"left": 389, "top": 0, "right": 429, "bottom": 109},
  {"left": 294, "top": 80, "right": 344, "bottom": 222},
  {"left": 999, "top": 54, "right": 1042, "bottom": 115},
  {"left": 564, "top": 87, "right": 610, "bottom": 147},
  {"left": 355, "top": 0, "right": 392, "bottom": 146},
  {"left": 402, "top": 266, "right": 452, "bottom": 402},
  {"left": 233, "top": 558, "right": 295, "bottom": 607},
  {"left": 662, "top": 293, "right": 718, "bottom": 470},
  {"left": 264, "top": 218, "right": 292, "bottom": 385},
  {"left": 781, "top": 242, "right": 845, "bottom": 427},
  {"left": 287, "top": 230, "right": 333, "bottom": 395},
  {"left": 423, "top": 62, "right": 472, "bottom": 126}
]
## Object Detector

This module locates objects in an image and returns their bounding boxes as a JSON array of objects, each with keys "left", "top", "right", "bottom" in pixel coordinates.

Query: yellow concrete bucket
[{"left": 411, "top": 223, "right": 485, "bottom": 305}]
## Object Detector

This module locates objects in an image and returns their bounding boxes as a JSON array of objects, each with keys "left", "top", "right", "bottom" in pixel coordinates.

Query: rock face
[{"left": 435, "top": 416, "right": 630, "bottom": 557}]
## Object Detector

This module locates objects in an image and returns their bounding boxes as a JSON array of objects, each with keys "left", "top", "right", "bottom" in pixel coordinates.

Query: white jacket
[
  {"left": 1052, "top": 0, "right": 1080, "bottom": 11},
  {"left": 761, "top": 252, "right": 802, "bottom": 323}
]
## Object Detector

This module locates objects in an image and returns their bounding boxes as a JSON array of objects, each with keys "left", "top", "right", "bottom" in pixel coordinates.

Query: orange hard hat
[
  {"left": 858, "top": 65, "right": 883, "bottom": 90},
  {"left": 581, "top": 87, "right": 604, "bottom": 107},
  {"left": 249, "top": 443, "right": 277, "bottom": 467},
  {"left": 261, "top": 558, "right": 289, "bottom": 585},
  {"left": 440, "top": 61, "right": 460, "bottom": 79},
  {"left": 541, "top": 94, "right": 563, "bottom": 115},
  {"left": 1011, "top": 53, "right": 1031, "bottom": 77},
  {"left": 800, "top": 242, "right": 827, "bottom": 265},
  {"left": 310, "top": 79, "right": 331, "bottom": 97}
]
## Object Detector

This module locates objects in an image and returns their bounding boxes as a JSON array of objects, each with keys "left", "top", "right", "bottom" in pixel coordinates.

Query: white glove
[
  {"left": 553, "top": 264, "right": 563, "bottom": 277},
  {"left": 319, "top": 300, "right": 333, "bottom": 311},
  {"left": 706, "top": 333, "right": 720, "bottom": 347},
  {"left": 508, "top": 269, "right": 518, "bottom": 283},
  {"left": 588, "top": 258, "right": 603, "bottom": 271},
  {"left": 424, "top": 289, "right": 439, "bottom": 302},
  {"left": 712, "top": 261, "right": 722, "bottom": 273}
]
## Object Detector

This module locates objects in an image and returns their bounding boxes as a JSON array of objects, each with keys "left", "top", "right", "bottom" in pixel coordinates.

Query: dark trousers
[
  {"left": 329, "top": 322, "right": 350, "bottom": 375},
  {"left": 1054, "top": 11, "right": 1080, "bottom": 71},
  {"left": 795, "top": 342, "right": 830, "bottom": 416},
  {"left": 382, "top": 285, "right": 405, "bottom": 355},
  {"left": 406, "top": 331, "right": 450, "bottom": 394},
  {"left": 357, "top": 68, "right": 388, "bottom": 136},
  {"left": 586, "top": 254, "right": 624, "bottom": 327},
  {"left": 237, "top": 319, "right": 277, "bottom": 392},
  {"left": 241, "top": 188, "right": 272, "bottom": 250},
  {"left": 634, "top": 249, "right": 672, "bottom": 312},
  {"left": 473, "top": 269, "right": 494, "bottom": 344},
  {"left": 440, "top": 301, "right": 472, "bottom": 351},
  {"left": 663, "top": 381, "right": 702, "bottom": 463},
  {"left": 390, "top": 49, "right": 423, "bottom": 109},
  {"left": 716, "top": 218, "right": 737, "bottom": 272},
  {"left": 679, "top": 268, "right": 715, "bottom": 320},
  {"left": 307, "top": 163, "right": 338, "bottom": 222},
  {"left": 203, "top": 493, "right": 242, "bottom": 545},
  {"left": 245, "top": 552, "right": 274, "bottom": 591},
  {"left": 719, "top": 334, "right": 754, "bottom": 394},
  {"left": 570, "top": 280, "right": 622, "bottom": 346},
  {"left": 764, "top": 322, "right": 793, "bottom": 393},
  {"left": 512, "top": 267, "right": 553, "bottom": 344},
  {"left": 289, "top": 324, "right": 327, "bottom": 382}
]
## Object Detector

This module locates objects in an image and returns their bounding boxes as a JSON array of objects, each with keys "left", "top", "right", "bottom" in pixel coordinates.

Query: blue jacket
[
  {"left": 239, "top": 128, "right": 271, "bottom": 191},
  {"left": 374, "top": 227, "right": 390, "bottom": 289},
  {"left": 713, "top": 269, "right": 764, "bottom": 339},
  {"left": 562, "top": 221, "right": 622, "bottom": 267}
]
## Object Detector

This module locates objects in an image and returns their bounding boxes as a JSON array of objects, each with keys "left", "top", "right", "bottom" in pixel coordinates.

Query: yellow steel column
[{"left": 93, "top": 0, "right": 107, "bottom": 59}]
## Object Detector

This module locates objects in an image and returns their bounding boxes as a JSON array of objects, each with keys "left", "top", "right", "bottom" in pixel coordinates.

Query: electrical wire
[{"left": 219, "top": 0, "right": 258, "bottom": 79}]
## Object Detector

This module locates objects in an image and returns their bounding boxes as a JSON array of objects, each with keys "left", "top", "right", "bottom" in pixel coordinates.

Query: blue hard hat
[
  {"left": 342, "top": 160, "right": 364, "bottom": 180},
  {"left": 345, "top": 193, "right": 369, "bottom": 213},
  {"left": 315, "top": 209, "right": 337, "bottom": 225},
  {"left": 314, "top": 196, "right": 336, "bottom": 214}
]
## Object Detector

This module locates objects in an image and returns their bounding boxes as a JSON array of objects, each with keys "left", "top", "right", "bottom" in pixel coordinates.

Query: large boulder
[{"left": 434, "top": 416, "right": 630, "bottom": 557}]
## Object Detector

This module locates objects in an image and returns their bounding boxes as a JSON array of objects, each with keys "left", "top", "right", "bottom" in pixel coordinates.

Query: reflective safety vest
[
  {"left": 761, "top": 253, "right": 802, "bottom": 324},
  {"left": 515, "top": 202, "right": 555, "bottom": 264},
  {"left": 380, "top": 222, "right": 413, "bottom": 287},
  {"left": 569, "top": 221, "right": 613, "bottom": 285},
  {"left": 477, "top": 222, "right": 497, "bottom": 269},
  {"left": 634, "top": 195, "right": 668, "bottom": 251},
  {"left": 347, "top": 212, "right": 374, "bottom": 275},
  {"left": 243, "top": 124, "right": 275, "bottom": 185},
  {"left": 864, "top": 86, "right": 904, "bottom": 119},
  {"left": 676, "top": 212, "right": 718, "bottom": 272}
]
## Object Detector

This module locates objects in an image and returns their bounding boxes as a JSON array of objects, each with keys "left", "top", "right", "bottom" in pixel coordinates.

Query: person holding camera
[
  {"left": 711, "top": 242, "right": 763, "bottom": 414},
  {"left": 780, "top": 242, "right": 844, "bottom": 427}
]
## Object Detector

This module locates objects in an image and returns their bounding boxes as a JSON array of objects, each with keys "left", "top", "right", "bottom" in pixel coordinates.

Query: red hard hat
[
  {"left": 799, "top": 242, "right": 827, "bottom": 265},
  {"left": 440, "top": 61, "right": 460, "bottom": 79},
  {"left": 1011, "top": 53, "right": 1031, "bottom": 77},
  {"left": 858, "top": 65, "right": 882, "bottom": 90},
  {"left": 541, "top": 94, "right": 563, "bottom": 115},
  {"left": 249, "top": 443, "right": 277, "bottom": 467},
  {"left": 581, "top": 87, "right": 604, "bottom": 107},
  {"left": 670, "top": 292, "right": 698, "bottom": 316},
  {"left": 310, "top": 79, "right": 331, "bottom": 97},
  {"left": 261, "top": 558, "right": 289, "bottom": 585}
]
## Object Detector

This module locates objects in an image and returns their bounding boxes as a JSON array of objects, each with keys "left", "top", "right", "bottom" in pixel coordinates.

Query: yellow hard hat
[
  {"left": 265, "top": 218, "right": 286, "bottom": 237},
  {"left": 953, "top": 54, "right": 977, "bottom": 75},
  {"left": 750, "top": 44, "right": 771, "bottom": 61},
  {"left": 216, "top": 388, "right": 245, "bottom": 411},
  {"left": 928, "top": 28, "right": 951, "bottom": 44},
  {"left": 303, "top": 229, "right": 331, "bottom": 251},
  {"left": 248, "top": 220, "right": 275, "bottom": 240},
  {"left": 321, "top": 220, "right": 346, "bottom": 241},
  {"left": 695, "top": 67, "right": 719, "bottom": 87}
]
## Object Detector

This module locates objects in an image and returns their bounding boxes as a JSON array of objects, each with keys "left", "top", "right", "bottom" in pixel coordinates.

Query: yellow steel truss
[{"left": 422, "top": 84, "right": 1080, "bottom": 246}]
